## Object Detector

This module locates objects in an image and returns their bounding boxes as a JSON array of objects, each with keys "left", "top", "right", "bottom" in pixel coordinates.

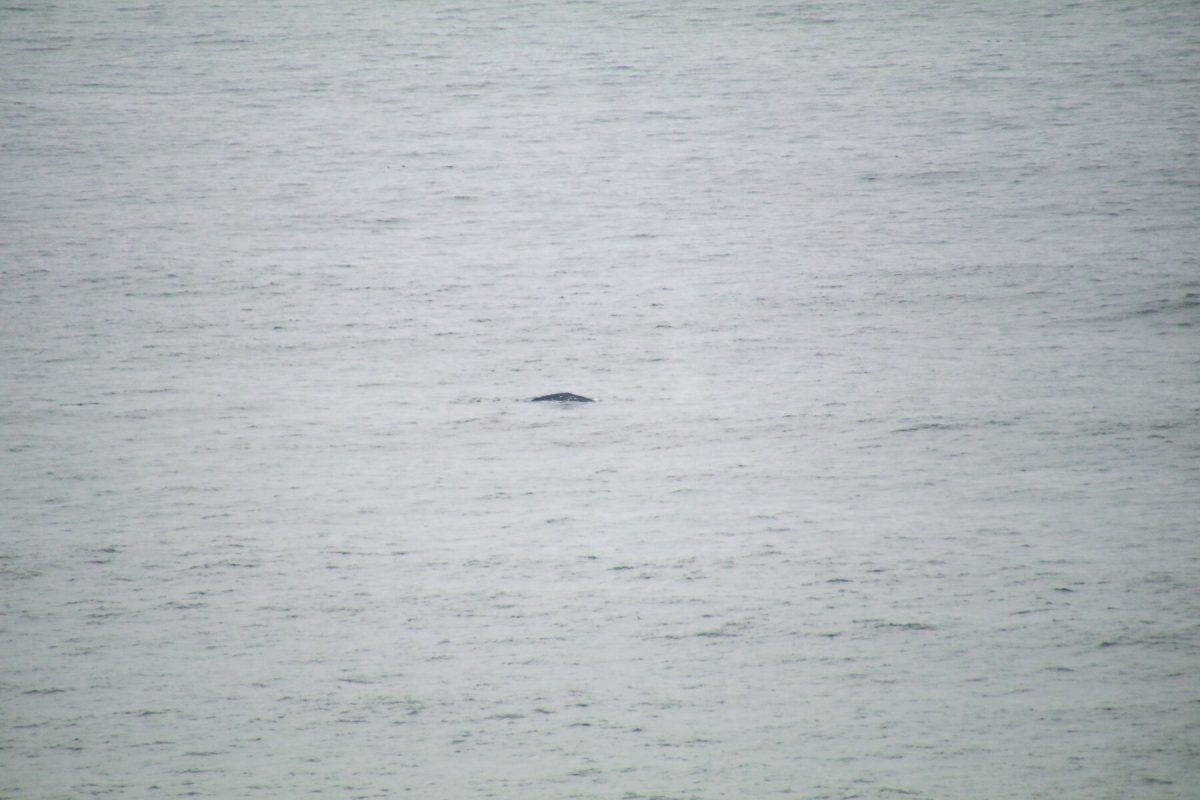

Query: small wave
[{"left": 892, "top": 422, "right": 966, "bottom": 433}]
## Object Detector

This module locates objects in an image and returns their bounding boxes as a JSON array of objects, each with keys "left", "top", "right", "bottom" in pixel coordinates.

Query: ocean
[{"left": 2, "top": 1, "right": 1197, "bottom": 798}]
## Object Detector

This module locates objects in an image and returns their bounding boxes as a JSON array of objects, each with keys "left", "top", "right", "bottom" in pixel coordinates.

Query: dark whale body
[{"left": 532, "top": 392, "right": 594, "bottom": 403}]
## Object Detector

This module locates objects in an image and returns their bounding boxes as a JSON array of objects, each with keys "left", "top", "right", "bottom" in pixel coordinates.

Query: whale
[{"left": 532, "top": 392, "right": 594, "bottom": 402}]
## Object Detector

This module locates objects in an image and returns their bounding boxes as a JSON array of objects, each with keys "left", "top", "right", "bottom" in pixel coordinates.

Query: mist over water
[{"left": 2, "top": 1, "right": 1197, "bottom": 798}]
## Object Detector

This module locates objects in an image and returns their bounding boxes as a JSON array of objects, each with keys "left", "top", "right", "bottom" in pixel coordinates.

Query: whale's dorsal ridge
[{"left": 532, "top": 392, "right": 594, "bottom": 402}]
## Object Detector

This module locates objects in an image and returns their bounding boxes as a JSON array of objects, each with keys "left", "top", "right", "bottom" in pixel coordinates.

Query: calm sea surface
[{"left": 2, "top": 1, "right": 1198, "bottom": 798}]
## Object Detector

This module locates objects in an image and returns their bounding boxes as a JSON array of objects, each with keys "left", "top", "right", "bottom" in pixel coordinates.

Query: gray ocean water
[{"left": 2, "top": 1, "right": 1198, "bottom": 798}]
